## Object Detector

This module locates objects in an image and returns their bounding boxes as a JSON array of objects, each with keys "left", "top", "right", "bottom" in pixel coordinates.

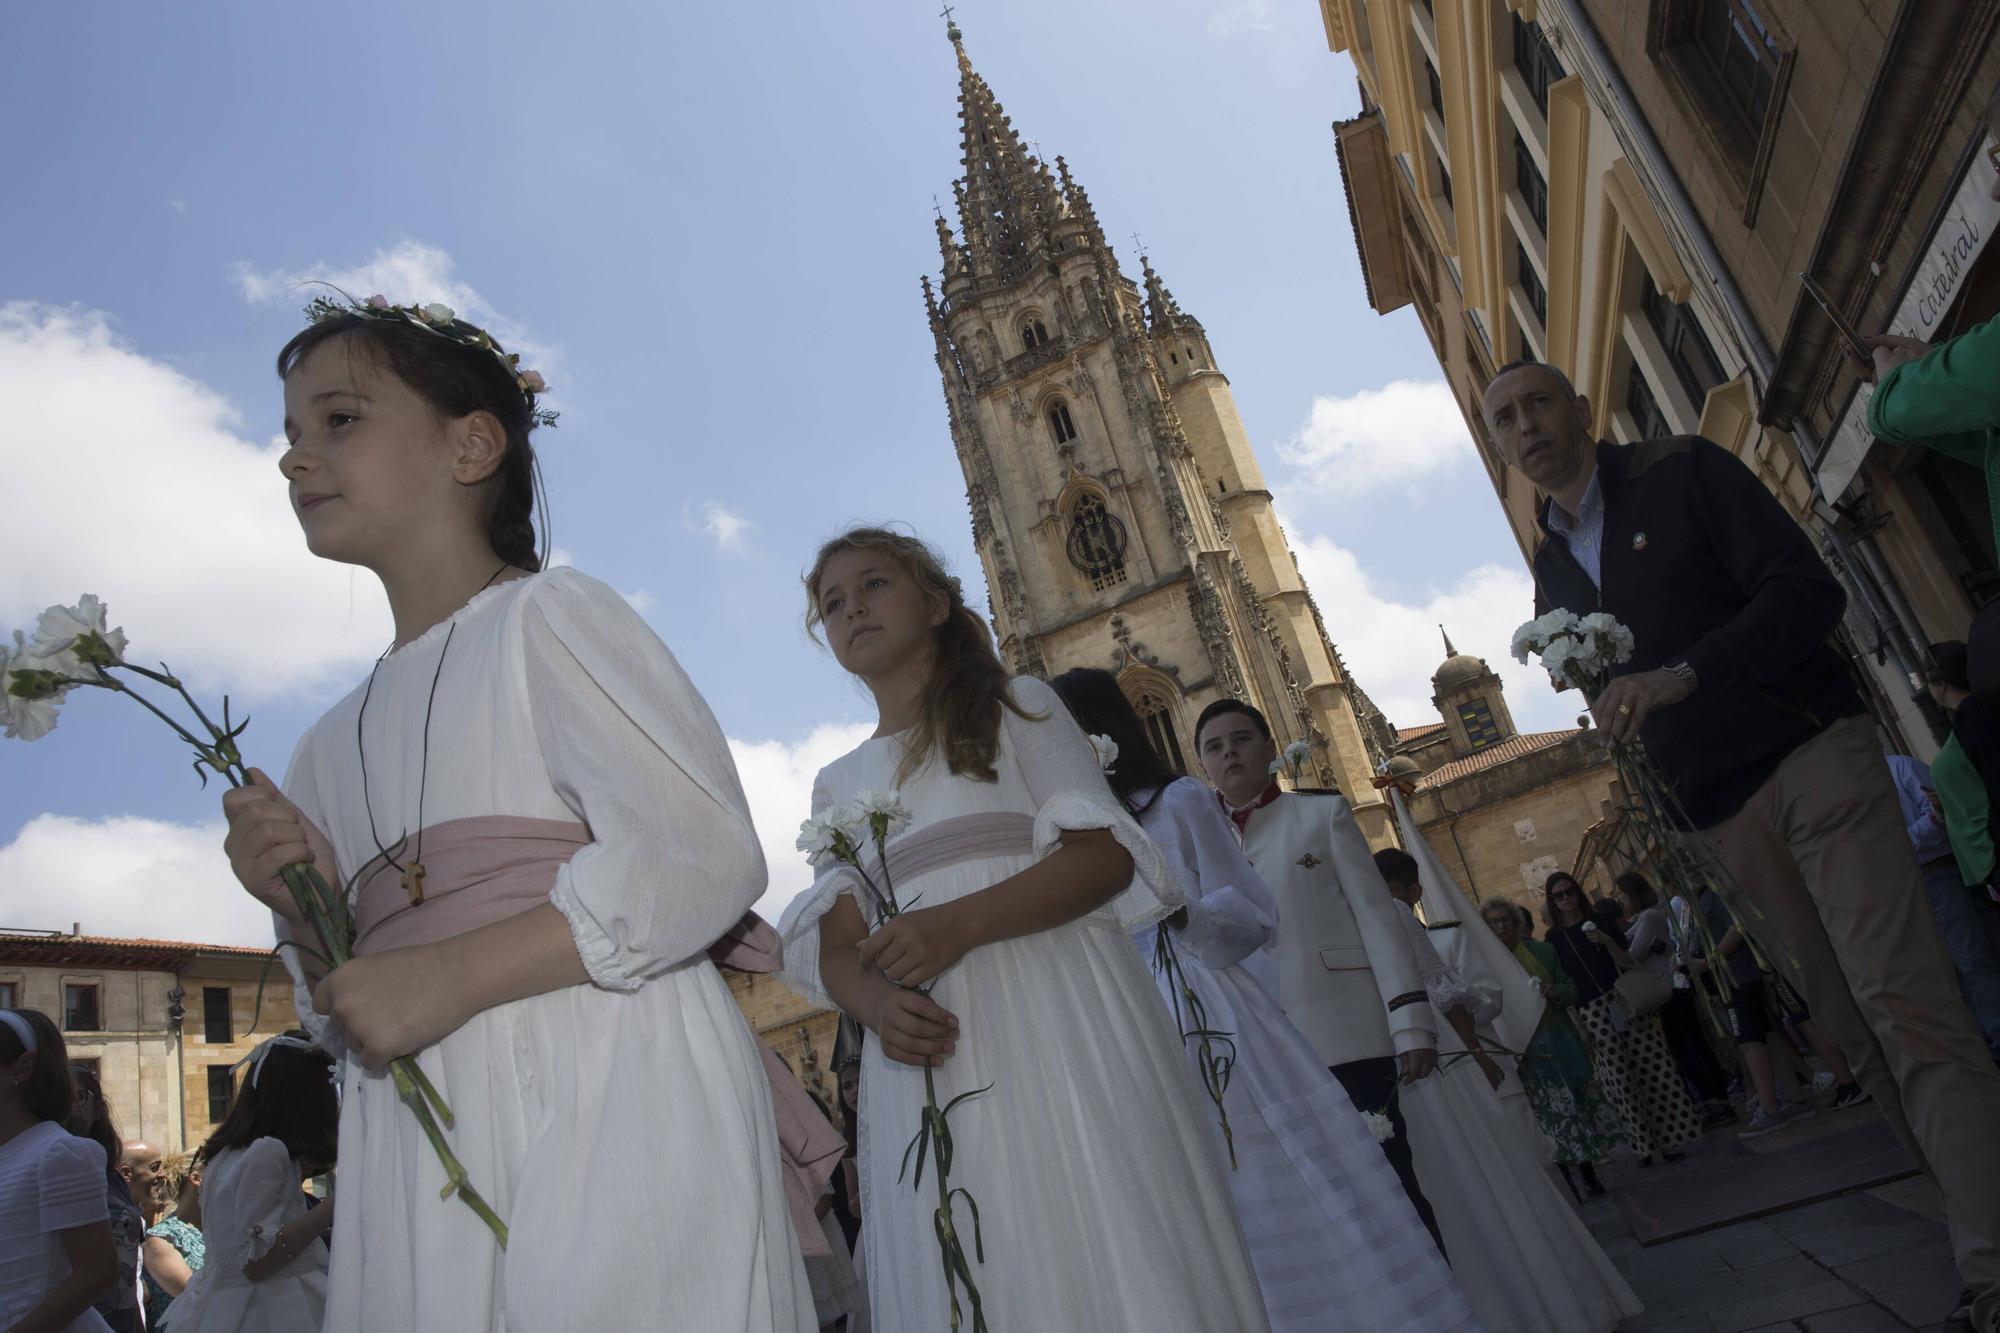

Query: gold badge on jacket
[{"left": 1296, "top": 852, "right": 1322, "bottom": 868}]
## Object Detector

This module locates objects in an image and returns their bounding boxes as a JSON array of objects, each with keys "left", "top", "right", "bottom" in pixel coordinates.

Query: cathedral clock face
[{"left": 1065, "top": 496, "right": 1129, "bottom": 585}]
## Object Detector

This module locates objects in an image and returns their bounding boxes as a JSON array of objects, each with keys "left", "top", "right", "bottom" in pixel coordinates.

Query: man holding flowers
[{"left": 1482, "top": 357, "right": 2000, "bottom": 1333}]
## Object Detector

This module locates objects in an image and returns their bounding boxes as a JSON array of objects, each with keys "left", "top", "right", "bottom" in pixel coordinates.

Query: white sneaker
[
  {"left": 1809, "top": 1071, "right": 1836, "bottom": 1096},
  {"left": 1739, "top": 1107, "right": 1784, "bottom": 1139}
]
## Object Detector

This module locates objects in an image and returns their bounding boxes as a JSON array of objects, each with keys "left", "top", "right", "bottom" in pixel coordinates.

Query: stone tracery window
[
  {"left": 1021, "top": 317, "right": 1050, "bottom": 351},
  {"left": 1130, "top": 683, "right": 1189, "bottom": 773},
  {"left": 1065, "top": 493, "right": 1128, "bottom": 591},
  {"left": 1047, "top": 399, "right": 1078, "bottom": 446}
]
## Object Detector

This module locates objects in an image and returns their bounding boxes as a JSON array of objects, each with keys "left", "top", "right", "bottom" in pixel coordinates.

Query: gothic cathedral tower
[{"left": 921, "top": 22, "right": 1398, "bottom": 842}]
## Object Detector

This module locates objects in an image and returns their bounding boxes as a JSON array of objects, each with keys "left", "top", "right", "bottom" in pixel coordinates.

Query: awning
[{"left": 1333, "top": 110, "right": 1412, "bottom": 315}]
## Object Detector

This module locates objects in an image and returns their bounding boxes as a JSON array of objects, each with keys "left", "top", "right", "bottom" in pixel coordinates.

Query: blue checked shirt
[{"left": 1545, "top": 469, "right": 1606, "bottom": 589}]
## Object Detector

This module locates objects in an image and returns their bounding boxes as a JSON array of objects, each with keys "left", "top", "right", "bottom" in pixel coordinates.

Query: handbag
[{"left": 1614, "top": 965, "right": 1673, "bottom": 1017}]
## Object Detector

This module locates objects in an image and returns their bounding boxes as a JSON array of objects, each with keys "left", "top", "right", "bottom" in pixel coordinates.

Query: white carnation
[
  {"left": 1362, "top": 1111, "right": 1396, "bottom": 1143},
  {"left": 795, "top": 816, "right": 841, "bottom": 866},
  {"left": 1087, "top": 734, "right": 1119, "bottom": 773},
  {"left": 854, "top": 789, "right": 912, "bottom": 834},
  {"left": 1284, "top": 740, "right": 1313, "bottom": 768}
]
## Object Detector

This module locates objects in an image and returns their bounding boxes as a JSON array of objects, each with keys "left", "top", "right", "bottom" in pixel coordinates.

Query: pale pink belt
[
  {"left": 349, "top": 815, "right": 844, "bottom": 1259},
  {"left": 877, "top": 811, "right": 1037, "bottom": 887}
]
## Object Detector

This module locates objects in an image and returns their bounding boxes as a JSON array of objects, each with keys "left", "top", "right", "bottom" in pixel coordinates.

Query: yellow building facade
[
  {"left": 925, "top": 22, "right": 1400, "bottom": 838},
  {"left": 0, "top": 929, "right": 305, "bottom": 1154}
]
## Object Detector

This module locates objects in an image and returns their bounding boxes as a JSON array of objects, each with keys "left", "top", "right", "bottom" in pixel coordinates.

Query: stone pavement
[{"left": 1580, "top": 1104, "right": 1965, "bottom": 1332}]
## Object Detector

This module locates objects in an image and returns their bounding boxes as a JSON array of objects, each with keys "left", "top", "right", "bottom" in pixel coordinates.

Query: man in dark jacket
[{"left": 1483, "top": 358, "right": 2000, "bottom": 1333}]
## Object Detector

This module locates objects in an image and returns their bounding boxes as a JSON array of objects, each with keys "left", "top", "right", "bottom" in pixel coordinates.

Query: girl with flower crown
[
  {"left": 159, "top": 1034, "right": 336, "bottom": 1332},
  {"left": 778, "top": 527, "right": 1269, "bottom": 1333},
  {"left": 217, "top": 298, "right": 815, "bottom": 1331}
]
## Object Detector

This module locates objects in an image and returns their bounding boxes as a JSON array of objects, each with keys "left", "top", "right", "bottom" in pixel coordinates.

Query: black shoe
[
  {"left": 1637, "top": 1155, "right": 1654, "bottom": 1168},
  {"left": 1662, "top": 1148, "right": 1686, "bottom": 1163},
  {"left": 1580, "top": 1162, "right": 1606, "bottom": 1198},
  {"left": 1829, "top": 1082, "right": 1869, "bottom": 1110}
]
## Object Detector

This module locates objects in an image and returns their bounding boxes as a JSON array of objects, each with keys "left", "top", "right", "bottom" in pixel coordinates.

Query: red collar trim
[{"left": 1220, "top": 780, "right": 1283, "bottom": 834}]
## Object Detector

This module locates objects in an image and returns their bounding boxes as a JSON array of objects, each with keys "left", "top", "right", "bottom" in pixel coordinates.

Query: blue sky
[{"left": 1, "top": 0, "right": 1571, "bottom": 942}]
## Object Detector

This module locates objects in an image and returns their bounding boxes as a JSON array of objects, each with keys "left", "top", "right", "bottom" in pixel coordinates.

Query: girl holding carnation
[
  {"left": 159, "top": 1034, "right": 335, "bottom": 1331},
  {"left": 1047, "top": 668, "right": 1479, "bottom": 1333},
  {"left": 778, "top": 527, "right": 1269, "bottom": 1332},
  {"left": 0, "top": 1008, "right": 116, "bottom": 1333},
  {"left": 218, "top": 296, "right": 814, "bottom": 1331}
]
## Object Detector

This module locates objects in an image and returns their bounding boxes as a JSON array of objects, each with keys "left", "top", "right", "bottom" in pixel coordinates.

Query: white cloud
[
  {"left": 729, "top": 722, "right": 877, "bottom": 927},
  {"left": 688, "top": 500, "right": 753, "bottom": 552},
  {"left": 167, "top": 198, "right": 188, "bottom": 217},
  {"left": 230, "top": 240, "right": 555, "bottom": 376},
  {"left": 0, "top": 303, "right": 391, "bottom": 697},
  {"left": 1278, "top": 378, "right": 1475, "bottom": 496},
  {"left": 1284, "top": 522, "right": 1583, "bottom": 734},
  {"left": 1209, "top": 0, "right": 1277, "bottom": 35},
  {"left": 0, "top": 814, "right": 276, "bottom": 948}
]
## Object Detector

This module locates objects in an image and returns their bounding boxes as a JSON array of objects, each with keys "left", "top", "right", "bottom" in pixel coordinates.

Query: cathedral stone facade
[{"left": 923, "top": 24, "right": 1399, "bottom": 841}]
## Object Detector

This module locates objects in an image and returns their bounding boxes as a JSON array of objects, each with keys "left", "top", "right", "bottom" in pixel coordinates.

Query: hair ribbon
[{"left": 231, "top": 1034, "right": 317, "bottom": 1090}]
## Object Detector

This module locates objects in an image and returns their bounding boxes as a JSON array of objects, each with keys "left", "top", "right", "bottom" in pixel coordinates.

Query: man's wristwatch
[{"left": 1664, "top": 657, "right": 1699, "bottom": 693}]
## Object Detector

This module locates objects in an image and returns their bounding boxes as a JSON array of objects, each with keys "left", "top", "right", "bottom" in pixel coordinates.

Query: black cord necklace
[{"left": 357, "top": 561, "right": 511, "bottom": 907}]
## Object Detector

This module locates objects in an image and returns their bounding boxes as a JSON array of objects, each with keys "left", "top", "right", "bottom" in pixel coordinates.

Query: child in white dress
[
  {"left": 778, "top": 528, "right": 1269, "bottom": 1333},
  {"left": 0, "top": 1008, "right": 114, "bottom": 1333},
  {"left": 1048, "top": 668, "right": 1481, "bottom": 1333},
  {"left": 162, "top": 1035, "right": 336, "bottom": 1332},
  {"left": 218, "top": 295, "right": 814, "bottom": 1332}
]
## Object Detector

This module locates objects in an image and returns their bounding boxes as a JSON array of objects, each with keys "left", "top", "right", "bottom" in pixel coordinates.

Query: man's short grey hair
[{"left": 1488, "top": 357, "right": 1578, "bottom": 400}]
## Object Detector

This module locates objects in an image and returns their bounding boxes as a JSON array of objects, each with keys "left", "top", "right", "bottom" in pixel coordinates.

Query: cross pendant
[{"left": 402, "top": 861, "right": 426, "bottom": 906}]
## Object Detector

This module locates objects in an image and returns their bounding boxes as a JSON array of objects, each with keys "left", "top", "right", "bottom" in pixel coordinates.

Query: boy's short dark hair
[
  {"left": 1373, "top": 847, "right": 1420, "bottom": 890},
  {"left": 1195, "top": 698, "right": 1271, "bottom": 749}
]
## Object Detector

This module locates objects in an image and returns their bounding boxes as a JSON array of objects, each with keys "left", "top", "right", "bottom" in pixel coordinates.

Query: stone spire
[
  {"left": 946, "top": 21, "right": 1065, "bottom": 287},
  {"left": 1440, "top": 625, "right": 1457, "bottom": 657},
  {"left": 1140, "top": 254, "right": 1186, "bottom": 334}
]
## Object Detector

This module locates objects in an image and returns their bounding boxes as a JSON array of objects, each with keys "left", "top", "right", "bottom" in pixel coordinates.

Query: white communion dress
[
  {"left": 779, "top": 677, "right": 1271, "bottom": 1333},
  {"left": 277, "top": 568, "right": 815, "bottom": 1333},
  {"left": 1392, "top": 904, "right": 1644, "bottom": 1333},
  {"left": 158, "top": 1139, "right": 326, "bottom": 1332},
  {"left": 1133, "top": 778, "right": 1481, "bottom": 1333},
  {"left": 0, "top": 1120, "right": 113, "bottom": 1333}
]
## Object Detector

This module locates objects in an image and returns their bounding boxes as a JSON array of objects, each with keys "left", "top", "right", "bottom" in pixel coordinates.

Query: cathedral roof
[{"left": 1415, "top": 729, "right": 1581, "bottom": 789}]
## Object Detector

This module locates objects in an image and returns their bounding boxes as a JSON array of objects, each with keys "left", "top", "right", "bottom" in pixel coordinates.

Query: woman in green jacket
[{"left": 1479, "top": 899, "right": 1623, "bottom": 1196}]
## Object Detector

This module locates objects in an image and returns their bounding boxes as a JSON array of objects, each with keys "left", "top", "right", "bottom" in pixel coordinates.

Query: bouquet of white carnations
[
  {"left": 798, "top": 792, "right": 990, "bottom": 1332},
  {"left": 3, "top": 596, "right": 508, "bottom": 1244}
]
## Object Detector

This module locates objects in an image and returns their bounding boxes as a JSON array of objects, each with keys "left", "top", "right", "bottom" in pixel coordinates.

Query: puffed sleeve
[
  {"left": 214, "top": 1138, "right": 302, "bottom": 1272},
  {"left": 1144, "top": 780, "right": 1276, "bottom": 975},
  {"left": 35, "top": 1131, "right": 109, "bottom": 1234},
  {"left": 1396, "top": 905, "right": 1481, "bottom": 1019},
  {"left": 1004, "top": 676, "right": 1184, "bottom": 932},
  {"left": 776, "top": 767, "right": 868, "bottom": 1008},
  {"left": 277, "top": 725, "right": 346, "bottom": 1059},
  {"left": 523, "top": 570, "right": 767, "bottom": 990}
]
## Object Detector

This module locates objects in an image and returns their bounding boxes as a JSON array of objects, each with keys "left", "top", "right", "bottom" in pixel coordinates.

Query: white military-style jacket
[{"left": 1233, "top": 787, "right": 1436, "bottom": 1067}]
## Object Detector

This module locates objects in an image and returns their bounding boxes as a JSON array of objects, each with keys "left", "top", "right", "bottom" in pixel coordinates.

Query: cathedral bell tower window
[
  {"left": 1021, "top": 318, "right": 1050, "bottom": 351},
  {"left": 1048, "top": 400, "right": 1078, "bottom": 446},
  {"left": 1065, "top": 494, "right": 1129, "bottom": 591}
]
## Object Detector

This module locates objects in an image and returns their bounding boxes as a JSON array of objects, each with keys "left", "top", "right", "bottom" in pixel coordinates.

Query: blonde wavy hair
[{"left": 804, "top": 527, "right": 1034, "bottom": 783}]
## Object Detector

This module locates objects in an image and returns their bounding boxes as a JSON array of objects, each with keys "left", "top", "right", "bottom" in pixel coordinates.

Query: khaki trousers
[{"left": 1711, "top": 714, "right": 2000, "bottom": 1332}]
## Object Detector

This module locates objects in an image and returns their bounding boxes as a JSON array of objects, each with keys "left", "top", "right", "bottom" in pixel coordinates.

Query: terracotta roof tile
[
  {"left": 0, "top": 932, "right": 271, "bottom": 961},
  {"left": 1416, "top": 729, "right": 1584, "bottom": 789},
  {"left": 1397, "top": 723, "right": 1446, "bottom": 743}
]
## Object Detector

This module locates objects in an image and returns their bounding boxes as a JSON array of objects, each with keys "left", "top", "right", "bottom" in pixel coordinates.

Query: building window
[
  {"left": 1020, "top": 318, "right": 1049, "bottom": 351},
  {"left": 1047, "top": 400, "right": 1078, "bottom": 446},
  {"left": 1459, "top": 700, "right": 1503, "bottom": 750},
  {"left": 1435, "top": 153, "right": 1454, "bottom": 211},
  {"left": 0, "top": 981, "right": 16, "bottom": 1010},
  {"left": 1514, "top": 133, "right": 1548, "bottom": 236},
  {"left": 63, "top": 983, "right": 100, "bottom": 1032},
  {"left": 1512, "top": 13, "right": 1566, "bottom": 118},
  {"left": 1131, "top": 688, "right": 1189, "bottom": 774},
  {"left": 1517, "top": 243, "right": 1548, "bottom": 328},
  {"left": 1423, "top": 58, "right": 1443, "bottom": 115},
  {"left": 1640, "top": 272, "right": 1725, "bottom": 406},
  {"left": 1065, "top": 494, "right": 1129, "bottom": 591},
  {"left": 202, "top": 986, "right": 233, "bottom": 1045},
  {"left": 1625, "top": 364, "right": 1672, "bottom": 441},
  {"left": 207, "top": 1065, "right": 235, "bottom": 1124},
  {"left": 1694, "top": 0, "right": 1781, "bottom": 128}
]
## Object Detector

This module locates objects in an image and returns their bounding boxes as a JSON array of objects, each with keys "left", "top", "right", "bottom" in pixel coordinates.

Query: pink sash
[
  {"left": 876, "top": 810, "right": 1037, "bottom": 887},
  {"left": 350, "top": 816, "right": 844, "bottom": 1258}
]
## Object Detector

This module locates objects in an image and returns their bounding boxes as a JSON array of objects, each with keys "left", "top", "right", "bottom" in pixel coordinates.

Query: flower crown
[{"left": 303, "top": 293, "right": 558, "bottom": 428}]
